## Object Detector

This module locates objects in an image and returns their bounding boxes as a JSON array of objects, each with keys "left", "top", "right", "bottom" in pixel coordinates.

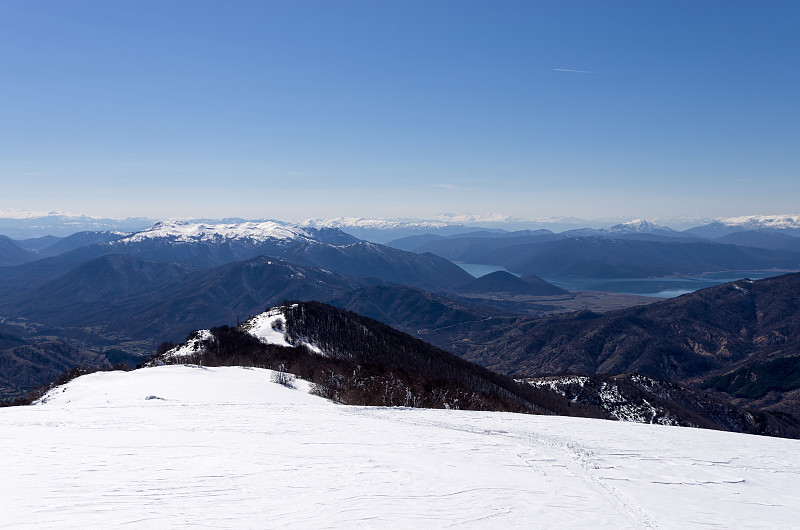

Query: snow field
[{"left": 1, "top": 365, "right": 798, "bottom": 528}]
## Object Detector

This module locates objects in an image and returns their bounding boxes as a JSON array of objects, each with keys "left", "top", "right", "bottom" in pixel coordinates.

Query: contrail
[{"left": 552, "top": 68, "right": 595, "bottom": 74}]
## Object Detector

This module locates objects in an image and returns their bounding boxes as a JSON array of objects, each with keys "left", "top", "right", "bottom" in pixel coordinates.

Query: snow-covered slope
[
  {"left": 2, "top": 365, "right": 798, "bottom": 528},
  {"left": 238, "top": 308, "right": 293, "bottom": 347}
]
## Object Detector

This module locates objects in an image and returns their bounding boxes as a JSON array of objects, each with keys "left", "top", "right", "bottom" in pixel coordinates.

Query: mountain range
[
  {"left": 3, "top": 215, "right": 800, "bottom": 435},
  {"left": 0, "top": 220, "right": 471, "bottom": 291},
  {"left": 392, "top": 231, "right": 800, "bottom": 279}
]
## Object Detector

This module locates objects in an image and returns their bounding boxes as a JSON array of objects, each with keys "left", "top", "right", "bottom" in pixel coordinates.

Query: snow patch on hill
[
  {"left": 527, "top": 376, "right": 680, "bottom": 425},
  {"left": 163, "top": 329, "right": 214, "bottom": 360},
  {"left": 239, "top": 308, "right": 293, "bottom": 348}
]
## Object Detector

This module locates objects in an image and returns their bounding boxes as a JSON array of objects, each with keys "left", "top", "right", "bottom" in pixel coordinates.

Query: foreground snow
[{"left": 2, "top": 366, "right": 798, "bottom": 528}]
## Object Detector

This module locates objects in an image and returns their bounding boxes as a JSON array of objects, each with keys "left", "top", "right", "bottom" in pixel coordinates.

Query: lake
[{"left": 454, "top": 263, "right": 793, "bottom": 298}]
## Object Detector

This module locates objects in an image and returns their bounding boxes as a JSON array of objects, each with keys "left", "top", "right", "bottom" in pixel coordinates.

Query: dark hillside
[
  {"left": 2, "top": 256, "right": 364, "bottom": 345},
  {"left": 37, "top": 231, "right": 128, "bottom": 256},
  {"left": 445, "top": 273, "right": 800, "bottom": 417},
  {"left": 0, "top": 235, "right": 36, "bottom": 266},
  {"left": 153, "top": 302, "right": 606, "bottom": 418},
  {"left": 458, "top": 271, "right": 566, "bottom": 295},
  {"left": 328, "top": 285, "right": 494, "bottom": 330},
  {"left": 498, "top": 238, "right": 800, "bottom": 277},
  {"left": 13, "top": 235, "right": 62, "bottom": 252},
  {"left": 411, "top": 233, "right": 563, "bottom": 262},
  {"left": 0, "top": 341, "right": 108, "bottom": 402},
  {"left": 525, "top": 374, "right": 799, "bottom": 438}
]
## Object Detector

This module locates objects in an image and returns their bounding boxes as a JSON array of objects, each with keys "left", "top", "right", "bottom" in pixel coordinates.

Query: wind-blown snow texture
[{"left": 2, "top": 366, "right": 798, "bottom": 528}]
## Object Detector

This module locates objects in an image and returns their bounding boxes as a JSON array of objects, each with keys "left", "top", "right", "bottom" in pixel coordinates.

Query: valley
[{"left": 2, "top": 216, "right": 800, "bottom": 439}]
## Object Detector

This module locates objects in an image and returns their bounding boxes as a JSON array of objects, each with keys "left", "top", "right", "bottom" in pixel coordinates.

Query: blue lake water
[
  {"left": 456, "top": 263, "right": 509, "bottom": 278},
  {"left": 454, "top": 263, "right": 792, "bottom": 298}
]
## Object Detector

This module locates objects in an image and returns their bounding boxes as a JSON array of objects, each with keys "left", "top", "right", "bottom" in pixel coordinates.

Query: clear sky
[{"left": 1, "top": 0, "right": 798, "bottom": 222}]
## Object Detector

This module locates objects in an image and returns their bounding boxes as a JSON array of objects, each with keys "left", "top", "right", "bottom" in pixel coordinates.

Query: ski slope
[{"left": 2, "top": 365, "right": 798, "bottom": 528}]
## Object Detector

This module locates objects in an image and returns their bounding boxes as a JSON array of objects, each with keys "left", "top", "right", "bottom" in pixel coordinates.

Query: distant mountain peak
[
  {"left": 563, "top": 219, "right": 677, "bottom": 237},
  {"left": 610, "top": 219, "right": 674, "bottom": 233},
  {"left": 0, "top": 208, "right": 94, "bottom": 220},
  {"left": 123, "top": 219, "right": 315, "bottom": 244},
  {"left": 684, "top": 214, "right": 800, "bottom": 238},
  {"left": 300, "top": 217, "right": 451, "bottom": 230},
  {"left": 717, "top": 214, "right": 800, "bottom": 230}
]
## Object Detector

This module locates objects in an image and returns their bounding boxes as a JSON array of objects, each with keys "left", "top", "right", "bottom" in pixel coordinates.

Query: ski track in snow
[{"left": 1, "top": 365, "right": 798, "bottom": 529}]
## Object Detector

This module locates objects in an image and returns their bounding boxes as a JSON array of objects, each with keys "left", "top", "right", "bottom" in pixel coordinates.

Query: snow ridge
[
  {"left": 123, "top": 219, "right": 314, "bottom": 244},
  {"left": 717, "top": 214, "right": 800, "bottom": 230}
]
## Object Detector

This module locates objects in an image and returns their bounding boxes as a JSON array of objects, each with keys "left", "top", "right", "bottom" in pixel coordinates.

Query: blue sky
[{"left": 1, "top": 1, "right": 798, "bottom": 222}]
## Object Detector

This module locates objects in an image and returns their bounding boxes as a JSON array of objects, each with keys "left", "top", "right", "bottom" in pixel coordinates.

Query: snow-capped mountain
[
  {"left": 563, "top": 219, "right": 680, "bottom": 238},
  {"left": 301, "top": 216, "right": 451, "bottom": 231},
  {"left": 14, "top": 219, "right": 470, "bottom": 289},
  {"left": 719, "top": 214, "right": 800, "bottom": 230},
  {"left": 120, "top": 219, "right": 357, "bottom": 246},
  {"left": 124, "top": 219, "right": 317, "bottom": 244},
  {"left": 117, "top": 220, "right": 472, "bottom": 289},
  {"left": 607, "top": 218, "right": 678, "bottom": 234},
  {"left": 3, "top": 364, "right": 798, "bottom": 527},
  {"left": 685, "top": 214, "right": 800, "bottom": 238},
  {"left": 300, "top": 217, "right": 478, "bottom": 243},
  {"left": 300, "top": 214, "right": 611, "bottom": 242}
]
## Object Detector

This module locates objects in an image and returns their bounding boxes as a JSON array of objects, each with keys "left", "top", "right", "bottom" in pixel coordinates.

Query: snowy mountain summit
[
  {"left": 607, "top": 218, "right": 676, "bottom": 234},
  {"left": 684, "top": 213, "right": 800, "bottom": 238},
  {"left": 718, "top": 214, "right": 800, "bottom": 231},
  {"left": 564, "top": 218, "right": 678, "bottom": 237},
  {"left": 122, "top": 219, "right": 317, "bottom": 244}
]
